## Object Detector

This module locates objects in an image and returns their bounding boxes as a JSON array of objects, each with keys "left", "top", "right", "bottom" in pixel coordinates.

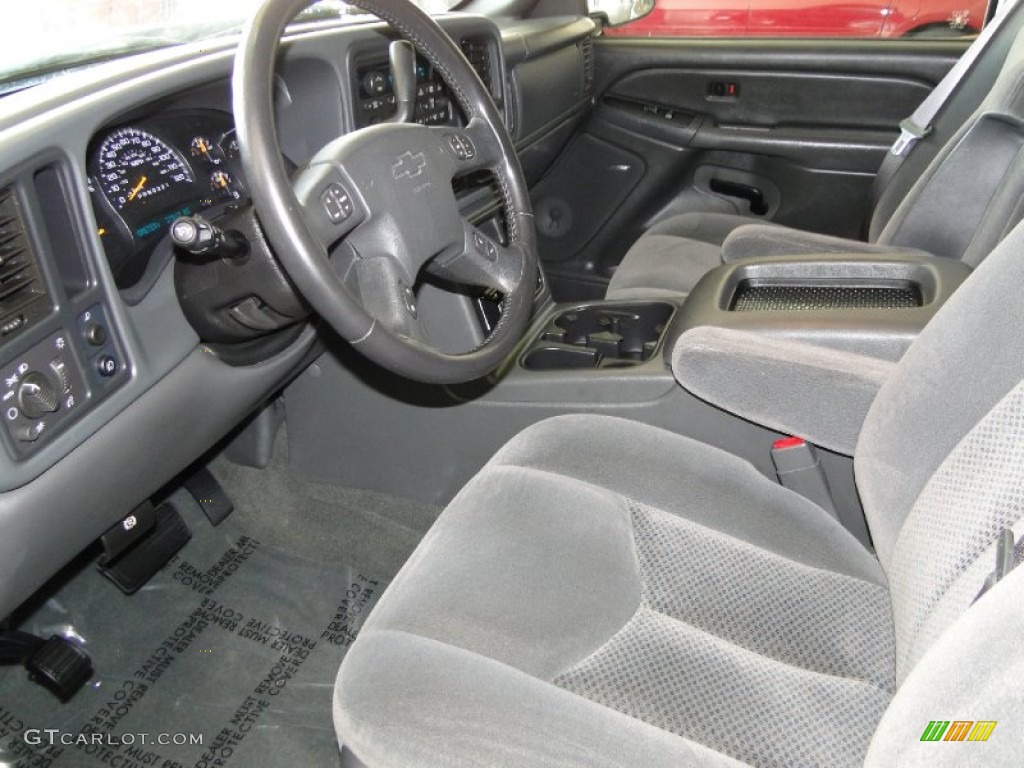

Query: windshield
[{"left": 0, "top": 0, "right": 457, "bottom": 93}]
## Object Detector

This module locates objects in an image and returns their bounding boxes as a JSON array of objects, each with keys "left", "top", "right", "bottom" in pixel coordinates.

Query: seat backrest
[
  {"left": 856, "top": 213, "right": 1024, "bottom": 684},
  {"left": 872, "top": 18, "right": 1024, "bottom": 265},
  {"left": 869, "top": 2, "right": 1024, "bottom": 240}
]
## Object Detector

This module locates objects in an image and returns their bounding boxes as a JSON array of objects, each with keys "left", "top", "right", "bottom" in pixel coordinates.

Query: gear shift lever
[{"left": 387, "top": 40, "right": 417, "bottom": 123}]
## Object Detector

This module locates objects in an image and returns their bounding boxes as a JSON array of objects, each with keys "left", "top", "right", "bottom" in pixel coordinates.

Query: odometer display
[{"left": 97, "top": 128, "right": 193, "bottom": 212}]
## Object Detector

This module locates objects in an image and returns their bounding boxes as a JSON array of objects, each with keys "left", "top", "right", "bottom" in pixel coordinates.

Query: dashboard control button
[
  {"left": 363, "top": 70, "right": 388, "bottom": 95},
  {"left": 84, "top": 323, "right": 107, "bottom": 347},
  {"left": 49, "top": 358, "right": 71, "bottom": 393},
  {"left": 2, "top": 329, "right": 95, "bottom": 457},
  {"left": 15, "top": 422, "right": 44, "bottom": 442},
  {"left": 17, "top": 371, "right": 59, "bottom": 419},
  {"left": 0, "top": 315, "right": 24, "bottom": 335},
  {"left": 97, "top": 355, "right": 118, "bottom": 378}
]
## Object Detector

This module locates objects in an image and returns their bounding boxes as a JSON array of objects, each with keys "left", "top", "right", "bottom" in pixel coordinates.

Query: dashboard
[
  {"left": 82, "top": 33, "right": 504, "bottom": 296},
  {"left": 0, "top": 11, "right": 595, "bottom": 622}
]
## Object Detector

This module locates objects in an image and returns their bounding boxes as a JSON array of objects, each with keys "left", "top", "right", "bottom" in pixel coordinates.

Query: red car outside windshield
[{"left": 604, "top": 0, "right": 988, "bottom": 37}]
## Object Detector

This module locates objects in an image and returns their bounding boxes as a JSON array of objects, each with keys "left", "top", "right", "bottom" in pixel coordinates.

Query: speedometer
[{"left": 97, "top": 128, "right": 193, "bottom": 211}]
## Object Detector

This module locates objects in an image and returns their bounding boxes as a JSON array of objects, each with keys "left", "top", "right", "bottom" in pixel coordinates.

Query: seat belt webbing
[
  {"left": 872, "top": 0, "right": 1019, "bottom": 198},
  {"left": 974, "top": 527, "right": 1024, "bottom": 603}
]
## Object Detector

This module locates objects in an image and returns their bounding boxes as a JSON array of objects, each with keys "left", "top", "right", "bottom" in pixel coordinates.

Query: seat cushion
[
  {"left": 334, "top": 415, "right": 896, "bottom": 767},
  {"left": 606, "top": 212, "right": 757, "bottom": 299}
]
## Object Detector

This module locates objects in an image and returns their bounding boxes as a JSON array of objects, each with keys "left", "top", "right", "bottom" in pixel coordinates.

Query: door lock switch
[{"left": 707, "top": 81, "right": 739, "bottom": 100}]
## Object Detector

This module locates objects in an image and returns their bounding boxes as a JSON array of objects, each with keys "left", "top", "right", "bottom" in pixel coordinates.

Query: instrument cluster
[{"left": 87, "top": 110, "right": 246, "bottom": 289}]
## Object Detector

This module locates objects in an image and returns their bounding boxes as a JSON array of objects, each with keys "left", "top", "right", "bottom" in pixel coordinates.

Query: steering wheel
[{"left": 233, "top": 0, "right": 538, "bottom": 384}]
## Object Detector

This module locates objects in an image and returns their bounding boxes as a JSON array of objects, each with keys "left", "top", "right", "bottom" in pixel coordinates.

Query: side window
[{"left": 593, "top": 0, "right": 992, "bottom": 39}]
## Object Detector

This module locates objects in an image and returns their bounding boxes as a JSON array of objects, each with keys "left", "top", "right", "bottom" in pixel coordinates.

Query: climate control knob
[{"left": 17, "top": 371, "right": 59, "bottom": 419}]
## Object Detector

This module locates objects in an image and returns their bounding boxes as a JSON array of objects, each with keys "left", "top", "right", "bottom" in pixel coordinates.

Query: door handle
[{"left": 709, "top": 178, "right": 769, "bottom": 215}]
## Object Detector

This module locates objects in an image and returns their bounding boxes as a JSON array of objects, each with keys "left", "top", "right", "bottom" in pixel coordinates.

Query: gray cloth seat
[
  {"left": 334, "top": 210, "right": 1024, "bottom": 765},
  {"left": 604, "top": 212, "right": 767, "bottom": 300},
  {"left": 336, "top": 416, "right": 894, "bottom": 766},
  {"left": 606, "top": 14, "right": 1024, "bottom": 300}
]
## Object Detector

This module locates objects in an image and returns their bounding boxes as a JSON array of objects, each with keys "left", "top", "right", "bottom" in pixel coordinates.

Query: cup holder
[{"left": 522, "top": 302, "right": 675, "bottom": 371}]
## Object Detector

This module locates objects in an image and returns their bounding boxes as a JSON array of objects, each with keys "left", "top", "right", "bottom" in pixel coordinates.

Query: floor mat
[
  {"left": 208, "top": 429, "right": 441, "bottom": 577},
  {"left": 0, "top": 490, "right": 388, "bottom": 768}
]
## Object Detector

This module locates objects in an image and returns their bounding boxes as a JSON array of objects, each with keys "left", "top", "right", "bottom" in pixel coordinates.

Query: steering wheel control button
[
  {"left": 473, "top": 232, "right": 498, "bottom": 261},
  {"left": 97, "top": 354, "right": 118, "bottom": 378},
  {"left": 445, "top": 133, "right": 476, "bottom": 161},
  {"left": 17, "top": 371, "right": 59, "bottom": 419},
  {"left": 321, "top": 184, "right": 353, "bottom": 224}
]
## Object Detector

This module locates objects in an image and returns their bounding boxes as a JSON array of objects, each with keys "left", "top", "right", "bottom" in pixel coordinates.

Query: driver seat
[{"left": 333, "top": 222, "right": 1024, "bottom": 764}]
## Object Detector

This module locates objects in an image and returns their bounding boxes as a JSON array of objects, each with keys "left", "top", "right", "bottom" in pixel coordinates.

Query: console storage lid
[{"left": 663, "top": 252, "right": 973, "bottom": 363}]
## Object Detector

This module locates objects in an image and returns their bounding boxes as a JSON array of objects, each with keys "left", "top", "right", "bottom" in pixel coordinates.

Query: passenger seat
[{"left": 606, "top": 5, "right": 1024, "bottom": 300}]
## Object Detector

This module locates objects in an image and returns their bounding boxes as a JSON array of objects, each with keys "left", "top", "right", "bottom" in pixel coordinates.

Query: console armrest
[
  {"left": 672, "top": 326, "right": 895, "bottom": 455},
  {"left": 663, "top": 252, "right": 973, "bottom": 362},
  {"left": 721, "top": 224, "right": 935, "bottom": 263}
]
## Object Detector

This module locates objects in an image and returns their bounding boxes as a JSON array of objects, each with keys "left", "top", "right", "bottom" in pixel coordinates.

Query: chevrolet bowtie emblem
[{"left": 392, "top": 151, "right": 426, "bottom": 180}]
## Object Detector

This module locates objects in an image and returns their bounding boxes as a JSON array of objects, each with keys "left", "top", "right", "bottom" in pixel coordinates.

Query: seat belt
[
  {"left": 974, "top": 526, "right": 1023, "bottom": 603},
  {"left": 872, "top": 0, "right": 1019, "bottom": 198}
]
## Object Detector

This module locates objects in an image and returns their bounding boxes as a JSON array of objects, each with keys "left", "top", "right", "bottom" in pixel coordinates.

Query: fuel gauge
[{"left": 210, "top": 170, "right": 240, "bottom": 200}]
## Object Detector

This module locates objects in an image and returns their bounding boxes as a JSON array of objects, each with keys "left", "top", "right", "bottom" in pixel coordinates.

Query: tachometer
[{"left": 97, "top": 128, "right": 193, "bottom": 211}]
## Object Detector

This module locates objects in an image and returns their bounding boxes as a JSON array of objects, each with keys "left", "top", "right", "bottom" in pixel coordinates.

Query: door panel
[{"left": 532, "top": 37, "right": 967, "bottom": 298}]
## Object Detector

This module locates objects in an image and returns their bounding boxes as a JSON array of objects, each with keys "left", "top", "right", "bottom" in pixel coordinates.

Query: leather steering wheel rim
[{"left": 233, "top": 0, "right": 538, "bottom": 384}]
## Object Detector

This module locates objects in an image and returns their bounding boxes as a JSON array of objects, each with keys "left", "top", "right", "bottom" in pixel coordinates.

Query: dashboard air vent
[
  {"left": 581, "top": 37, "right": 595, "bottom": 94},
  {"left": 461, "top": 37, "right": 493, "bottom": 95},
  {"left": 0, "top": 187, "right": 50, "bottom": 342}
]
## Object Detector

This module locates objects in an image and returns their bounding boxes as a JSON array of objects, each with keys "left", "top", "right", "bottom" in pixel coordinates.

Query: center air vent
[
  {"left": 461, "top": 37, "right": 495, "bottom": 99},
  {"left": 0, "top": 187, "right": 51, "bottom": 342}
]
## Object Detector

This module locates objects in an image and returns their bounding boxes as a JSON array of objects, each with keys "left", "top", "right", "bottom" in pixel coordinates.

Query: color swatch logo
[{"left": 920, "top": 721, "right": 997, "bottom": 742}]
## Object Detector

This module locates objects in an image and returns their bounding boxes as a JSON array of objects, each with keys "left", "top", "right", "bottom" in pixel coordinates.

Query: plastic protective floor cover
[{"left": 0, "top": 490, "right": 387, "bottom": 768}]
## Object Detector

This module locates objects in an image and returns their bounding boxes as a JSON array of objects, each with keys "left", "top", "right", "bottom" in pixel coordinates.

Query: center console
[
  {"left": 513, "top": 252, "right": 972, "bottom": 377},
  {"left": 285, "top": 246, "right": 975, "bottom": 561},
  {"left": 520, "top": 301, "right": 675, "bottom": 370}
]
